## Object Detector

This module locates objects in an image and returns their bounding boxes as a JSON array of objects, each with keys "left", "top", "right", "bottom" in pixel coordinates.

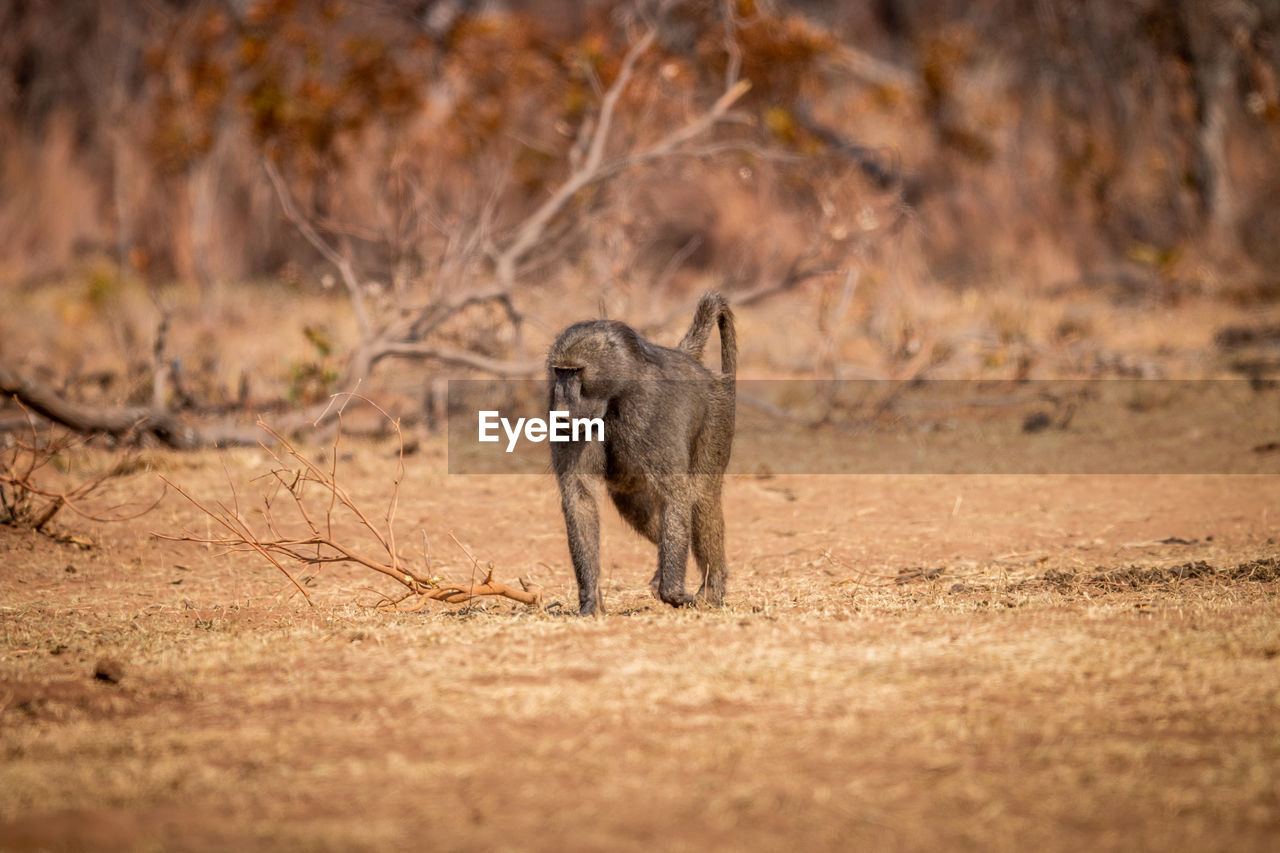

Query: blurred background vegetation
[{"left": 2, "top": 0, "right": 1279, "bottom": 422}]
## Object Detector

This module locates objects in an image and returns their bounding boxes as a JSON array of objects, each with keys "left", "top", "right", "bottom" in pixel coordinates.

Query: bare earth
[{"left": 2, "top": 431, "right": 1278, "bottom": 851}]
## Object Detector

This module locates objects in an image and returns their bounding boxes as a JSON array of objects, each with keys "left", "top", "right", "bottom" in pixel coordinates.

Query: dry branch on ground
[
  {"left": 1, "top": 367, "right": 264, "bottom": 449},
  {"left": 155, "top": 404, "right": 541, "bottom": 610}
]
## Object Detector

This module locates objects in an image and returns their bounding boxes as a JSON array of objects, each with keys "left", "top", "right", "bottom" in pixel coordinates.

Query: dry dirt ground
[{"left": 2, "top": 426, "right": 1279, "bottom": 851}]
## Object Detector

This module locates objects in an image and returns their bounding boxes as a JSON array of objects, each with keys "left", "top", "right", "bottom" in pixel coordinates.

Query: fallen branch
[
  {"left": 1, "top": 366, "right": 261, "bottom": 448},
  {"left": 155, "top": 399, "right": 542, "bottom": 610},
  {"left": 387, "top": 564, "right": 543, "bottom": 610}
]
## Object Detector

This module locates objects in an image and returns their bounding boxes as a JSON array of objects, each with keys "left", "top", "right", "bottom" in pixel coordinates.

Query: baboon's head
[{"left": 547, "top": 320, "right": 647, "bottom": 419}]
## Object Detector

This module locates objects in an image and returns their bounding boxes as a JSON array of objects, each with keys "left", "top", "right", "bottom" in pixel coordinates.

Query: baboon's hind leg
[{"left": 692, "top": 497, "right": 727, "bottom": 606}]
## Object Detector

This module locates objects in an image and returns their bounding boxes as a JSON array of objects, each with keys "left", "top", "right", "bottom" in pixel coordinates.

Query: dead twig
[{"left": 0, "top": 401, "right": 165, "bottom": 532}]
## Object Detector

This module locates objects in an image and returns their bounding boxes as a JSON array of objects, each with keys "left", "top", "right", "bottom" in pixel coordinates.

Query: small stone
[
  {"left": 1022, "top": 411, "right": 1052, "bottom": 433},
  {"left": 93, "top": 657, "right": 125, "bottom": 684}
]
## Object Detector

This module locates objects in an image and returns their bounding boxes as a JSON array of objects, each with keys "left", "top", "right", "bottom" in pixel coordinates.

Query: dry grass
[{"left": 1, "top": 435, "right": 1278, "bottom": 851}]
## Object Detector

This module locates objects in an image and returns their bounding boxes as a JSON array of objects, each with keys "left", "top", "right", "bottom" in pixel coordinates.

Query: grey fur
[{"left": 548, "top": 292, "right": 737, "bottom": 616}]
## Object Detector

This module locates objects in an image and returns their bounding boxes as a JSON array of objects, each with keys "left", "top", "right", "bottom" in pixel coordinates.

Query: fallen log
[{"left": 0, "top": 366, "right": 259, "bottom": 448}]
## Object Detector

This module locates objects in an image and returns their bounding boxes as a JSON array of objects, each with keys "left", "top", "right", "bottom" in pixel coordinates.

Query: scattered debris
[
  {"left": 1042, "top": 556, "right": 1279, "bottom": 589},
  {"left": 895, "top": 567, "right": 945, "bottom": 584},
  {"left": 1091, "top": 561, "right": 1215, "bottom": 586},
  {"left": 1230, "top": 556, "right": 1280, "bottom": 582},
  {"left": 1043, "top": 568, "right": 1077, "bottom": 588}
]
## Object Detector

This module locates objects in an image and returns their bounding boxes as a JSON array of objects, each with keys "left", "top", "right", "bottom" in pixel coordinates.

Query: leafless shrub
[{"left": 260, "top": 3, "right": 777, "bottom": 405}]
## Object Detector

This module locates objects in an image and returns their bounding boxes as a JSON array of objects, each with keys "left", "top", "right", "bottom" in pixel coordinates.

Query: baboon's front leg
[
  {"left": 692, "top": 497, "right": 727, "bottom": 606},
  {"left": 656, "top": 496, "right": 694, "bottom": 607},
  {"left": 559, "top": 475, "right": 602, "bottom": 616}
]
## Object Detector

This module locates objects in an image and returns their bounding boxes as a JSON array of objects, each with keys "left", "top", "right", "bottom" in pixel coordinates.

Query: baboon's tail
[{"left": 680, "top": 291, "right": 737, "bottom": 378}]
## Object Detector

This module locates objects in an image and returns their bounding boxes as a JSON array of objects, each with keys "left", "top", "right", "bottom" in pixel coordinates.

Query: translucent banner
[{"left": 446, "top": 380, "right": 1280, "bottom": 475}]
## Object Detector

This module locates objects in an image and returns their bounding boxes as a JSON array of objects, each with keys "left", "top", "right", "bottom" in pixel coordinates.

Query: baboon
[{"left": 548, "top": 292, "right": 737, "bottom": 616}]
